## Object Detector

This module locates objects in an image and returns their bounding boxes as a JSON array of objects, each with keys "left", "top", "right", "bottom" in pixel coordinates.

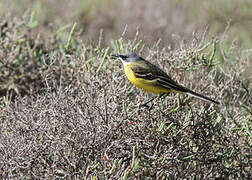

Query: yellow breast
[{"left": 124, "top": 64, "right": 172, "bottom": 94}]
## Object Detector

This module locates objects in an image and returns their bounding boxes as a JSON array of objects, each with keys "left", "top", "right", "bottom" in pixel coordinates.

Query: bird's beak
[{"left": 111, "top": 54, "right": 120, "bottom": 59}]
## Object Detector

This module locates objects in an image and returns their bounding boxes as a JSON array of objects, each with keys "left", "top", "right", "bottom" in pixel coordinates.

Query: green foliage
[{"left": 0, "top": 13, "right": 45, "bottom": 99}]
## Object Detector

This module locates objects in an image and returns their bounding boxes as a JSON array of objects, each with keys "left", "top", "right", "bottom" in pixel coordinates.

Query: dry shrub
[{"left": 0, "top": 12, "right": 251, "bottom": 179}]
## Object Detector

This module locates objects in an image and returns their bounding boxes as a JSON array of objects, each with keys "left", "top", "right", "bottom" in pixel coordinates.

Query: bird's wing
[
  {"left": 156, "top": 76, "right": 188, "bottom": 92},
  {"left": 130, "top": 61, "right": 188, "bottom": 92}
]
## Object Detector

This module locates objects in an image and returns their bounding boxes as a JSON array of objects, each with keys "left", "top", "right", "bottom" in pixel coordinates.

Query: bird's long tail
[{"left": 186, "top": 90, "right": 219, "bottom": 104}]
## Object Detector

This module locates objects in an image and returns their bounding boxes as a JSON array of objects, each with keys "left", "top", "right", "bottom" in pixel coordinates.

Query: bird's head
[{"left": 111, "top": 52, "right": 143, "bottom": 65}]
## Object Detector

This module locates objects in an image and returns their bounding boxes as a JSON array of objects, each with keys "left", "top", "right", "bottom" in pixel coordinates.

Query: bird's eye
[{"left": 120, "top": 55, "right": 127, "bottom": 59}]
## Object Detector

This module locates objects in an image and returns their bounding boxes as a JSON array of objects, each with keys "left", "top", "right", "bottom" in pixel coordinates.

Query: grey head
[{"left": 111, "top": 52, "right": 144, "bottom": 65}]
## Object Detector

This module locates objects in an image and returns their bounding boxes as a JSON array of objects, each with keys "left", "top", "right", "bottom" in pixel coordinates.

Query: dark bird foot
[
  {"left": 139, "top": 102, "right": 154, "bottom": 111},
  {"left": 139, "top": 93, "right": 166, "bottom": 110}
]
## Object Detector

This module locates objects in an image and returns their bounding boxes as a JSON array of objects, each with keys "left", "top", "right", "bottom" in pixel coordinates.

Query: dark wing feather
[
  {"left": 156, "top": 76, "right": 188, "bottom": 92},
  {"left": 130, "top": 60, "right": 188, "bottom": 93}
]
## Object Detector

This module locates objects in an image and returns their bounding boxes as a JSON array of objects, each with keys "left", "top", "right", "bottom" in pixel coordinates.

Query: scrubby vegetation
[{"left": 0, "top": 1, "right": 251, "bottom": 179}]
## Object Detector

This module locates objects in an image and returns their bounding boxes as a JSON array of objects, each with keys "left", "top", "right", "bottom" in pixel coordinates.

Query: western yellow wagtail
[{"left": 111, "top": 52, "right": 219, "bottom": 105}]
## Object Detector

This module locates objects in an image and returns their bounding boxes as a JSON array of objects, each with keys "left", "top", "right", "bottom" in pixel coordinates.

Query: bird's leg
[
  {"left": 140, "top": 93, "right": 166, "bottom": 109},
  {"left": 140, "top": 96, "right": 157, "bottom": 109},
  {"left": 159, "top": 93, "right": 166, "bottom": 99}
]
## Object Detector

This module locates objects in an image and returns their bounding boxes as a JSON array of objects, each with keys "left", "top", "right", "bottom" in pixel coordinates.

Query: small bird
[{"left": 111, "top": 52, "right": 219, "bottom": 105}]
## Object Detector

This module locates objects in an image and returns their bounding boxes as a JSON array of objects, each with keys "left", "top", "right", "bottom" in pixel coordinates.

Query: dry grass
[{"left": 0, "top": 3, "right": 252, "bottom": 180}]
